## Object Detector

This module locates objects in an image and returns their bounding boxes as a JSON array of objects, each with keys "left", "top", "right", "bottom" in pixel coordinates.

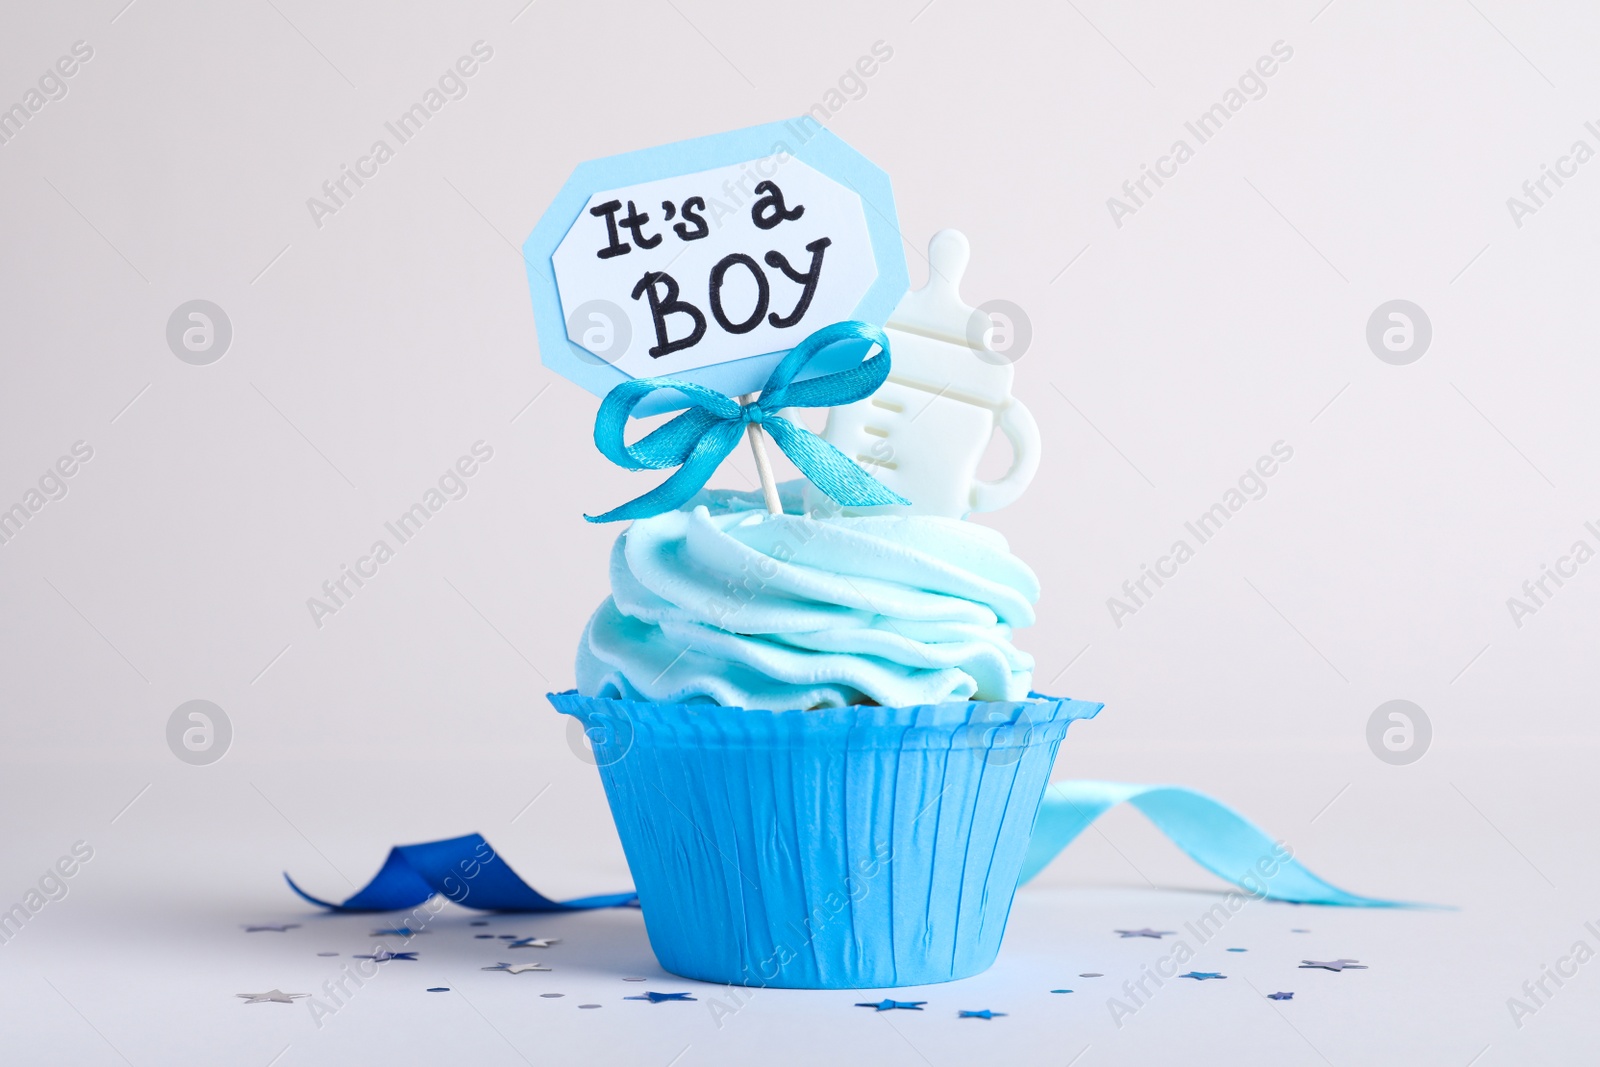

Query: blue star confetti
[
  {"left": 243, "top": 924, "right": 300, "bottom": 933},
  {"left": 855, "top": 999, "right": 926, "bottom": 1011},
  {"left": 427, "top": 987, "right": 450, "bottom": 993},
  {"left": 370, "top": 927, "right": 426, "bottom": 937},
  {"left": 1300, "top": 959, "right": 1367, "bottom": 972},
  {"left": 1114, "top": 928, "right": 1175, "bottom": 939},
  {"left": 1050, "top": 989, "right": 1073, "bottom": 994},
  {"left": 959, "top": 1010, "right": 1007, "bottom": 1019},
  {"left": 1226, "top": 948, "right": 1247, "bottom": 953},
  {"left": 509, "top": 937, "right": 561, "bottom": 949},
  {"left": 1179, "top": 972, "right": 1226, "bottom": 981},
  {"left": 469, "top": 920, "right": 489, "bottom": 927},
  {"left": 354, "top": 951, "right": 417, "bottom": 962},
  {"left": 1267, "top": 992, "right": 1294, "bottom": 1000},
  {"left": 625, "top": 992, "right": 696, "bottom": 1003}
]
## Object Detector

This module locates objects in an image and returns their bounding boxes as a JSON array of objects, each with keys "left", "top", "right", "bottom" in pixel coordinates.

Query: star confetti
[
  {"left": 1114, "top": 928, "right": 1175, "bottom": 939},
  {"left": 1300, "top": 959, "right": 1367, "bottom": 972},
  {"left": 855, "top": 999, "right": 925, "bottom": 1011},
  {"left": 1267, "top": 992, "right": 1295, "bottom": 1001},
  {"left": 470, "top": 920, "right": 489, "bottom": 927},
  {"left": 243, "top": 924, "right": 300, "bottom": 933},
  {"left": 959, "top": 1010, "right": 1007, "bottom": 1019},
  {"left": 509, "top": 937, "right": 561, "bottom": 949},
  {"left": 482, "top": 962, "right": 551, "bottom": 974},
  {"left": 427, "top": 987, "right": 450, "bottom": 993},
  {"left": 1179, "top": 972, "right": 1226, "bottom": 981},
  {"left": 370, "top": 927, "right": 427, "bottom": 937},
  {"left": 1226, "top": 948, "right": 1247, "bottom": 953},
  {"left": 1078, "top": 973, "right": 1102, "bottom": 978},
  {"left": 625, "top": 992, "right": 696, "bottom": 1002},
  {"left": 1050, "top": 989, "right": 1073, "bottom": 994},
  {"left": 353, "top": 951, "right": 417, "bottom": 962},
  {"left": 237, "top": 989, "right": 308, "bottom": 1004}
]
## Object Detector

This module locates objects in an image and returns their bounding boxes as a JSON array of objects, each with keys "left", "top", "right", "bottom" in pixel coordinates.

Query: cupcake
[
  {"left": 550, "top": 489, "right": 1100, "bottom": 989},
  {"left": 543, "top": 214, "right": 1100, "bottom": 987}
]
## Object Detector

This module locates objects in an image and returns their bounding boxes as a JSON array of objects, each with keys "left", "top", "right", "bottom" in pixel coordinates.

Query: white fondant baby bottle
[{"left": 809, "top": 229, "right": 1040, "bottom": 519}]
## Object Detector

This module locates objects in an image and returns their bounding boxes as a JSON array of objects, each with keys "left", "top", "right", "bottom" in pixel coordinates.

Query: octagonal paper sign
[{"left": 524, "top": 119, "right": 908, "bottom": 415}]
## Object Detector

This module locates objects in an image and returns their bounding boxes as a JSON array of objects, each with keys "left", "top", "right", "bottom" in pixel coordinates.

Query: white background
[{"left": 1, "top": 0, "right": 1596, "bottom": 1064}]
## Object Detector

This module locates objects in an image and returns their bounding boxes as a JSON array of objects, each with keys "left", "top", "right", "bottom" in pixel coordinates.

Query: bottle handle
[{"left": 969, "top": 399, "right": 1041, "bottom": 514}]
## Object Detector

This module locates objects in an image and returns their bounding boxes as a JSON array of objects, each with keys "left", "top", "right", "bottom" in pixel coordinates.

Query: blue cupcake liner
[{"left": 548, "top": 690, "right": 1103, "bottom": 989}]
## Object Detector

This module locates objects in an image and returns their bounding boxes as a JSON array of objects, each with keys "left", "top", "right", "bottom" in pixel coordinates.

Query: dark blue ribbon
[
  {"left": 584, "top": 320, "right": 911, "bottom": 523},
  {"left": 284, "top": 833, "right": 636, "bottom": 913}
]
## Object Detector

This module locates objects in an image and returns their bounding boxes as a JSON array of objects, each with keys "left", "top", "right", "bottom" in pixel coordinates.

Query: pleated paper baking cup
[{"left": 548, "top": 690, "right": 1103, "bottom": 989}]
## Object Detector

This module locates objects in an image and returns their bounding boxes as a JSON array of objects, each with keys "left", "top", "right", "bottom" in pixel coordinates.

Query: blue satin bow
[{"left": 585, "top": 320, "right": 911, "bottom": 523}]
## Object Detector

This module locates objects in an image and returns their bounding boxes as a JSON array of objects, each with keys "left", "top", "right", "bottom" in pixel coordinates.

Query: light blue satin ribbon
[
  {"left": 1020, "top": 782, "right": 1414, "bottom": 906},
  {"left": 585, "top": 320, "right": 910, "bottom": 523},
  {"left": 288, "top": 784, "right": 1414, "bottom": 913}
]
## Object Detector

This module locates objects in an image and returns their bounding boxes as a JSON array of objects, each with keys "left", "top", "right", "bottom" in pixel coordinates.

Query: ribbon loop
[{"left": 585, "top": 320, "right": 910, "bottom": 523}]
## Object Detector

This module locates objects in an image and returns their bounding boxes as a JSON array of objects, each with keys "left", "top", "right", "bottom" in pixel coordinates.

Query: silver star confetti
[
  {"left": 242, "top": 924, "right": 300, "bottom": 933},
  {"left": 237, "top": 989, "right": 308, "bottom": 1004},
  {"left": 482, "top": 962, "right": 551, "bottom": 974},
  {"left": 509, "top": 937, "right": 562, "bottom": 949},
  {"left": 1114, "top": 928, "right": 1175, "bottom": 939},
  {"left": 1300, "top": 959, "right": 1368, "bottom": 972}
]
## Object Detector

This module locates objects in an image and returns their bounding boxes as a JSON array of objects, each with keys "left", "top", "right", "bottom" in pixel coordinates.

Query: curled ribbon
[
  {"left": 285, "top": 783, "right": 1420, "bottom": 914},
  {"left": 585, "top": 320, "right": 911, "bottom": 523}
]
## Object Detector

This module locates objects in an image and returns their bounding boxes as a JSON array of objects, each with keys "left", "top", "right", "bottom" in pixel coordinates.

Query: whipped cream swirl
[{"left": 575, "top": 487, "right": 1038, "bottom": 710}]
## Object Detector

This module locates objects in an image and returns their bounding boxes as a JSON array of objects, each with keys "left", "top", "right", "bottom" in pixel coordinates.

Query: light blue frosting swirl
[{"left": 576, "top": 485, "right": 1038, "bottom": 710}]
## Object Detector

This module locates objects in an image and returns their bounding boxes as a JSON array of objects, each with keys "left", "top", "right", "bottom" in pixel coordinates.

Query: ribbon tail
[
  {"left": 286, "top": 832, "right": 638, "bottom": 913},
  {"left": 1019, "top": 781, "right": 1434, "bottom": 908},
  {"left": 283, "top": 871, "right": 358, "bottom": 910},
  {"left": 586, "top": 421, "right": 745, "bottom": 523},
  {"left": 763, "top": 418, "right": 909, "bottom": 507}
]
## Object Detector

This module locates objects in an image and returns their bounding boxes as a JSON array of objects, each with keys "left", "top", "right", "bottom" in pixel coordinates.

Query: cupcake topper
[
  {"left": 812, "top": 230, "right": 1041, "bottom": 519},
  {"left": 524, "top": 119, "right": 911, "bottom": 518}
]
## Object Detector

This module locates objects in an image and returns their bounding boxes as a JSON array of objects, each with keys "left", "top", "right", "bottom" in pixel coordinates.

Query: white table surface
[{"left": 1, "top": 744, "right": 1591, "bottom": 1067}]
